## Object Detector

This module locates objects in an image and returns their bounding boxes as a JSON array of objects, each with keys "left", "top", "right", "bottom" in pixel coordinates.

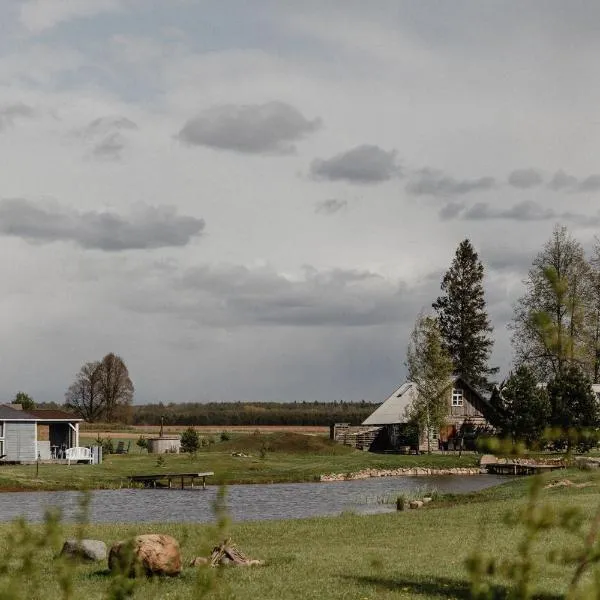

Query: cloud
[
  {"left": 177, "top": 102, "right": 322, "bottom": 154},
  {"left": 310, "top": 145, "right": 400, "bottom": 184},
  {"left": 462, "top": 201, "right": 555, "bottom": 221},
  {"left": 81, "top": 116, "right": 139, "bottom": 161},
  {"left": 405, "top": 169, "right": 495, "bottom": 196},
  {"left": 444, "top": 200, "right": 600, "bottom": 227},
  {"left": 315, "top": 199, "right": 348, "bottom": 215},
  {"left": 548, "top": 170, "right": 600, "bottom": 192},
  {"left": 19, "top": 0, "right": 122, "bottom": 34},
  {"left": 507, "top": 168, "right": 543, "bottom": 189},
  {"left": 0, "top": 103, "right": 35, "bottom": 130},
  {"left": 0, "top": 199, "right": 205, "bottom": 251},
  {"left": 124, "top": 264, "right": 416, "bottom": 328},
  {"left": 578, "top": 174, "right": 600, "bottom": 192},
  {"left": 439, "top": 202, "right": 465, "bottom": 220},
  {"left": 549, "top": 170, "right": 578, "bottom": 191}
]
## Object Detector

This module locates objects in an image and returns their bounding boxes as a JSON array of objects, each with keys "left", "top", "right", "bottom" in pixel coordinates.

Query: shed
[{"left": 0, "top": 405, "right": 84, "bottom": 462}]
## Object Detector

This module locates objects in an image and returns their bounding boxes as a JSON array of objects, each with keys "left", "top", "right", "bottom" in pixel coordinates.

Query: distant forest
[{"left": 36, "top": 401, "right": 379, "bottom": 426}]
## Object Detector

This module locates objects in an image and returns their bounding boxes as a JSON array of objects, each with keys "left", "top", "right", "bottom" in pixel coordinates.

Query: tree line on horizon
[{"left": 408, "top": 225, "right": 600, "bottom": 450}]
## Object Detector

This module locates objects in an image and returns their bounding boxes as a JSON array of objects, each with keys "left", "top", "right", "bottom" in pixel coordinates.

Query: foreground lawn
[
  {"left": 0, "top": 433, "right": 480, "bottom": 491},
  {"left": 2, "top": 470, "right": 600, "bottom": 599}
]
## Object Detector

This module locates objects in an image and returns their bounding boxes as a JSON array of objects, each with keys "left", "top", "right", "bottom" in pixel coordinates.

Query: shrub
[
  {"left": 135, "top": 435, "right": 148, "bottom": 452},
  {"left": 220, "top": 431, "right": 231, "bottom": 442},
  {"left": 181, "top": 427, "right": 200, "bottom": 453}
]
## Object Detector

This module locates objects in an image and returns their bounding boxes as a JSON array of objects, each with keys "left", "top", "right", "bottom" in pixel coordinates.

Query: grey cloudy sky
[{"left": 1, "top": 1, "right": 599, "bottom": 404}]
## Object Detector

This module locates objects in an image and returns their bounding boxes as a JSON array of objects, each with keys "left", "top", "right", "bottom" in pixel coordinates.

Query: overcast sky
[{"left": 1, "top": 1, "right": 599, "bottom": 404}]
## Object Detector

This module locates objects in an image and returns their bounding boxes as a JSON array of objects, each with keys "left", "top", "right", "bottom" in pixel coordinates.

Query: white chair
[{"left": 65, "top": 447, "right": 93, "bottom": 464}]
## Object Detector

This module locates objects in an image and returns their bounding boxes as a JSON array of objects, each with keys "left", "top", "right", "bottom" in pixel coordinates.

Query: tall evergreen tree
[
  {"left": 499, "top": 366, "right": 551, "bottom": 447},
  {"left": 433, "top": 239, "right": 497, "bottom": 389}
]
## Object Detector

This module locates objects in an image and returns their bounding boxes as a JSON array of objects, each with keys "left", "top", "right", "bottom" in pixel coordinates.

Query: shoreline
[
  {"left": 0, "top": 467, "right": 485, "bottom": 493},
  {"left": 320, "top": 467, "right": 482, "bottom": 481}
]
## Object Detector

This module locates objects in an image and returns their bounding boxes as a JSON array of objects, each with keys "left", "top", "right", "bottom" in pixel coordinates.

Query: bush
[
  {"left": 181, "top": 427, "right": 201, "bottom": 453},
  {"left": 220, "top": 431, "right": 231, "bottom": 442},
  {"left": 135, "top": 436, "right": 148, "bottom": 452},
  {"left": 98, "top": 437, "right": 114, "bottom": 455}
]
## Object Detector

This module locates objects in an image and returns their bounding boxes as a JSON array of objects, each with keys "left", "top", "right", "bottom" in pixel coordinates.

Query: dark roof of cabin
[
  {"left": 0, "top": 406, "right": 82, "bottom": 421},
  {"left": 27, "top": 409, "right": 81, "bottom": 421},
  {"left": 0, "top": 405, "right": 32, "bottom": 419}
]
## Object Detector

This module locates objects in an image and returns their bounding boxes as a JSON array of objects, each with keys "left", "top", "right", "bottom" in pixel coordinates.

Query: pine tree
[
  {"left": 433, "top": 239, "right": 497, "bottom": 389},
  {"left": 500, "top": 366, "right": 551, "bottom": 447}
]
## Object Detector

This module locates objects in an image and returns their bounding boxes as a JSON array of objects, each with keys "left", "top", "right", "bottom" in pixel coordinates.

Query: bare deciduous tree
[
  {"left": 65, "top": 353, "right": 134, "bottom": 422},
  {"left": 98, "top": 353, "right": 134, "bottom": 422},
  {"left": 65, "top": 361, "right": 104, "bottom": 422}
]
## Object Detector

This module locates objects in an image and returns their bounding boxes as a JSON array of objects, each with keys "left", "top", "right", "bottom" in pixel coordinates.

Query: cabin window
[{"left": 452, "top": 388, "right": 464, "bottom": 407}]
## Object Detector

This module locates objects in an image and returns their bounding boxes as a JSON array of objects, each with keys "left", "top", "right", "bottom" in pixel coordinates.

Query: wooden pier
[
  {"left": 484, "top": 462, "right": 565, "bottom": 476},
  {"left": 128, "top": 471, "right": 214, "bottom": 489}
]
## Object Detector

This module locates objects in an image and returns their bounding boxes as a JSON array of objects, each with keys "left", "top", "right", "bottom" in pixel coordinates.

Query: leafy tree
[
  {"left": 180, "top": 427, "right": 200, "bottom": 453},
  {"left": 512, "top": 225, "right": 590, "bottom": 379},
  {"left": 498, "top": 366, "right": 551, "bottom": 447},
  {"left": 584, "top": 238, "right": 600, "bottom": 383},
  {"left": 65, "top": 361, "right": 104, "bottom": 422},
  {"left": 433, "top": 239, "right": 497, "bottom": 389},
  {"left": 546, "top": 365, "right": 600, "bottom": 447},
  {"left": 65, "top": 353, "right": 134, "bottom": 423},
  {"left": 97, "top": 353, "right": 134, "bottom": 422},
  {"left": 12, "top": 392, "right": 35, "bottom": 411},
  {"left": 406, "top": 314, "right": 454, "bottom": 453}
]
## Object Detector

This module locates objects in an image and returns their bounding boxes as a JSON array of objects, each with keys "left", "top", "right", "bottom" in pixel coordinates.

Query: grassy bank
[
  {"left": 1, "top": 470, "right": 599, "bottom": 599},
  {"left": 0, "top": 433, "right": 480, "bottom": 491}
]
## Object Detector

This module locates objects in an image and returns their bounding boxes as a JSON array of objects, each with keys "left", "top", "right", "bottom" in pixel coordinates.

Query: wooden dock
[
  {"left": 128, "top": 471, "right": 214, "bottom": 489},
  {"left": 484, "top": 462, "right": 565, "bottom": 476}
]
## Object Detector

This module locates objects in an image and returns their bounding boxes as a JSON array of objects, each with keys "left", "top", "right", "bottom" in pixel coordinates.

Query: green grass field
[
  {"left": 0, "top": 433, "right": 480, "bottom": 491},
  {"left": 1, "top": 469, "right": 600, "bottom": 599}
]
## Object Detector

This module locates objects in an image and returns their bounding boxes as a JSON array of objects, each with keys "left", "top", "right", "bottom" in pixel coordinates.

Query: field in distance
[{"left": 80, "top": 424, "right": 330, "bottom": 439}]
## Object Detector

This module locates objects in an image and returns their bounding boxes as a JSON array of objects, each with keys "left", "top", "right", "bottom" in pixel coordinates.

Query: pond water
[{"left": 0, "top": 475, "right": 508, "bottom": 524}]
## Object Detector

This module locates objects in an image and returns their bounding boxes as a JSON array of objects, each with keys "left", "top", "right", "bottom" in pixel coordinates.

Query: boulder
[
  {"left": 109, "top": 534, "right": 182, "bottom": 577},
  {"left": 61, "top": 539, "right": 107, "bottom": 562},
  {"left": 422, "top": 497, "right": 433, "bottom": 504},
  {"left": 409, "top": 500, "right": 424, "bottom": 509}
]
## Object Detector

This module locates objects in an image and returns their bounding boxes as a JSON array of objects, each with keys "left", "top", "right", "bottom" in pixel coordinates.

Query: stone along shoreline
[{"left": 319, "top": 467, "right": 482, "bottom": 481}]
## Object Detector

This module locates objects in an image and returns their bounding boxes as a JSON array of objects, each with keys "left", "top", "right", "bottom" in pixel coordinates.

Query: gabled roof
[
  {"left": 362, "top": 375, "right": 493, "bottom": 426},
  {"left": 362, "top": 382, "right": 416, "bottom": 425}
]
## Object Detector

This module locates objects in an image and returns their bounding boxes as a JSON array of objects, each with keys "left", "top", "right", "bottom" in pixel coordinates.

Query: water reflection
[{"left": 0, "top": 475, "right": 507, "bottom": 523}]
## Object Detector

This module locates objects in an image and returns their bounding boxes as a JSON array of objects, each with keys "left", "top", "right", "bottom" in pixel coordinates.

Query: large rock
[
  {"left": 61, "top": 539, "right": 107, "bottom": 562},
  {"left": 108, "top": 534, "right": 182, "bottom": 577}
]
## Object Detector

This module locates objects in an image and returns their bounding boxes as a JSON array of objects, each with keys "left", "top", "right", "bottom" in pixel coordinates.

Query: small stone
[
  {"left": 190, "top": 556, "right": 210, "bottom": 567},
  {"left": 61, "top": 539, "right": 107, "bottom": 562},
  {"left": 422, "top": 497, "right": 432, "bottom": 504},
  {"left": 409, "top": 500, "right": 424, "bottom": 509}
]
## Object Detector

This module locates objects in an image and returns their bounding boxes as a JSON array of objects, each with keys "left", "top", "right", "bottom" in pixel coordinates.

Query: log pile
[{"left": 189, "top": 539, "right": 264, "bottom": 567}]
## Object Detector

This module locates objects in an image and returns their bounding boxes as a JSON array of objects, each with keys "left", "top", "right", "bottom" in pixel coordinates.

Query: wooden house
[
  {"left": 362, "top": 375, "right": 496, "bottom": 452},
  {"left": 0, "top": 404, "right": 84, "bottom": 462}
]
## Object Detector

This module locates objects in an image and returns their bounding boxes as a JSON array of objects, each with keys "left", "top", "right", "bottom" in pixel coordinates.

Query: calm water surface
[{"left": 0, "top": 475, "right": 507, "bottom": 523}]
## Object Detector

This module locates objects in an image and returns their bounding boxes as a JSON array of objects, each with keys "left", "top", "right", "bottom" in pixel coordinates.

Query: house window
[
  {"left": 0, "top": 422, "right": 4, "bottom": 456},
  {"left": 452, "top": 388, "right": 464, "bottom": 407}
]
